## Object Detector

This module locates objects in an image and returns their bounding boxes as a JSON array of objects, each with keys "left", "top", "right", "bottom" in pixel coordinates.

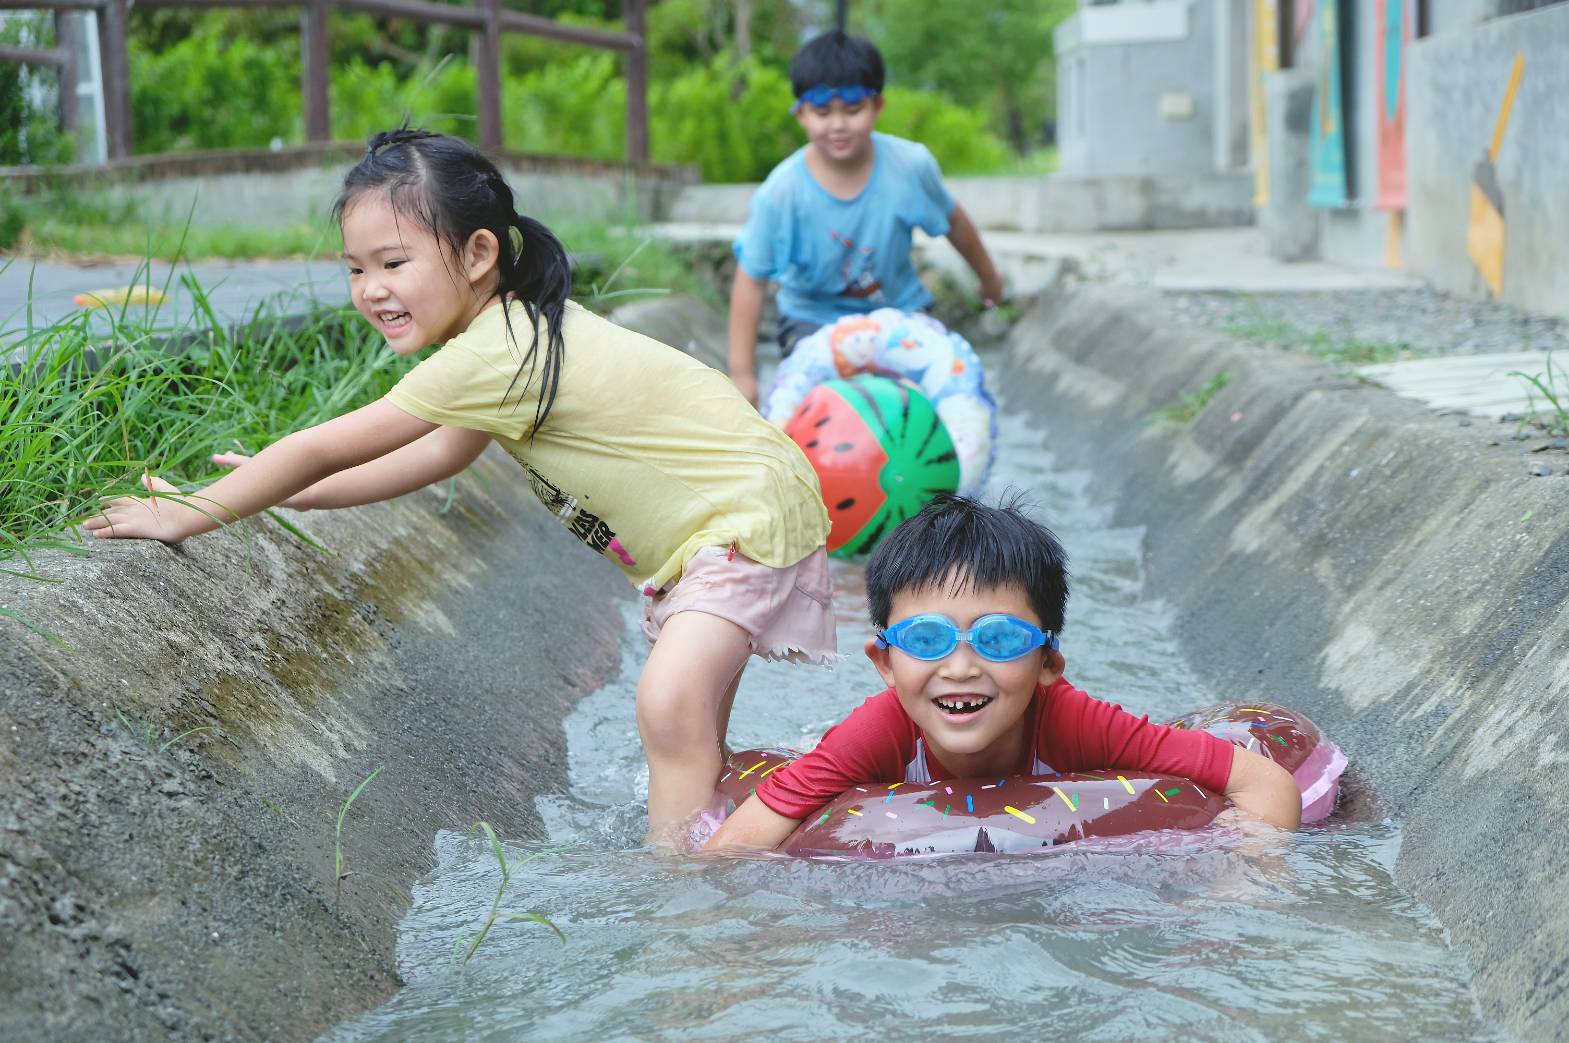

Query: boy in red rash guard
[{"left": 707, "top": 495, "right": 1301, "bottom": 851}]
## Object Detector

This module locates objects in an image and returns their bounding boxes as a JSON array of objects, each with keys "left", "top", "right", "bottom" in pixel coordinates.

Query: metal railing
[{"left": 0, "top": 0, "right": 649, "bottom": 163}]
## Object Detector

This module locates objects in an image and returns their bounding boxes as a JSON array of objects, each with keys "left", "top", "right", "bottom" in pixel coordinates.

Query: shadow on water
[{"left": 324, "top": 392, "right": 1503, "bottom": 1042}]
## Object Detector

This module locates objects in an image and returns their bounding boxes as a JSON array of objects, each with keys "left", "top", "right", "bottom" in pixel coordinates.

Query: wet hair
[
  {"left": 864, "top": 494, "right": 1070, "bottom": 633},
  {"left": 334, "top": 126, "right": 573, "bottom": 435},
  {"left": 789, "top": 31, "right": 885, "bottom": 96}
]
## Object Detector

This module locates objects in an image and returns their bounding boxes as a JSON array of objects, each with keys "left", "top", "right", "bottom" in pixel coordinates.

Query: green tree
[
  {"left": 853, "top": 0, "right": 1076, "bottom": 152},
  {"left": 0, "top": 13, "right": 75, "bottom": 166}
]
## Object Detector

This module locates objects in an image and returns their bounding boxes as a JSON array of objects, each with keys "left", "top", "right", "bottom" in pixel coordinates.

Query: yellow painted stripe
[
  {"left": 759, "top": 760, "right": 787, "bottom": 779},
  {"left": 846, "top": 808, "right": 863, "bottom": 816},
  {"left": 1117, "top": 775, "right": 1136, "bottom": 795},
  {"left": 1004, "top": 805, "right": 1036, "bottom": 825},
  {"left": 1050, "top": 786, "right": 1076, "bottom": 811},
  {"left": 1155, "top": 789, "right": 1170, "bottom": 803},
  {"left": 737, "top": 760, "right": 767, "bottom": 779}
]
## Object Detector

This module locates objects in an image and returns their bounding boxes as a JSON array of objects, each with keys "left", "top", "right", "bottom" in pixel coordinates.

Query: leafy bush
[
  {"left": 878, "top": 88, "right": 1010, "bottom": 175},
  {"left": 130, "top": 30, "right": 300, "bottom": 152},
  {"left": 504, "top": 52, "right": 624, "bottom": 162},
  {"left": 332, "top": 56, "right": 478, "bottom": 142},
  {"left": 650, "top": 55, "right": 798, "bottom": 183}
]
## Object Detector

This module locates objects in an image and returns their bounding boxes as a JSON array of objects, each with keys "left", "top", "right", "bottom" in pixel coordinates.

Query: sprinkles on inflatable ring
[
  {"left": 763, "top": 308, "right": 999, "bottom": 498},
  {"left": 715, "top": 702, "right": 1346, "bottom": 858}
]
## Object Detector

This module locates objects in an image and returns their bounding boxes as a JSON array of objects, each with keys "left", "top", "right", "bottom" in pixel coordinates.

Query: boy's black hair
[
  {"left": 789, "top": 31, "right": 885, "bottom": 96},
  {"left": 334, "top": 125, "right": 573, "bottom": 436},
  {"left": 864, "top": 494, "right": 1070, "bottom": 634}
]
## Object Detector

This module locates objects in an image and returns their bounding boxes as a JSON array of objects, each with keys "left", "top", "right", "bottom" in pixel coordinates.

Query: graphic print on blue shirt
[{"left": 831, "top": 229, "right": 882, "bottom": 301}]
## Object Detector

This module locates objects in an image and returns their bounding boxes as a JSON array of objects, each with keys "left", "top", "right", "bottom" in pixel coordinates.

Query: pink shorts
[{"left": 641, "top": 545, "right": 837, "bottom": 664}]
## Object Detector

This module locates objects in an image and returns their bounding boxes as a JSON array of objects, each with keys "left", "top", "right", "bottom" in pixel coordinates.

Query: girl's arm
[
  {"left": 84, "top": 399, "right": 439, "bottom": 544},
  {"left": 705, "top": 794, "right": 801, "bottom": 852},
  {"left": 212, "top": 424, "right": 492, "bottom": 511},
  {"left": 1222, "top": 746, "right": 1302, "bottom": 830},
  {"left": 945, "top": 203, "right": 1005, "bottom": 306}
]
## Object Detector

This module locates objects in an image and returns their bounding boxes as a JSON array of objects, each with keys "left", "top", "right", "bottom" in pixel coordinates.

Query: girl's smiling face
[
  {"left": 865, "top": 576, "right": 1064, "bottom": 780},
  {"left": 341, "top": 191, "right": 499, "bottom": 354}
]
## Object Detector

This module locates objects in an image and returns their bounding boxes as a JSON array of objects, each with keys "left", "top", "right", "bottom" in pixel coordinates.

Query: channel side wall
[
  {"left": 0, "top": 448, "right": 630, "bottom": 1041},
  {"left": 1002, "top": 282, "right": 1569, "bottom": 1042}
]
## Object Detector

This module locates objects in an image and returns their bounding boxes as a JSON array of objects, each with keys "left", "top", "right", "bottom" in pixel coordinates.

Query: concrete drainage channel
[
  {"left": 0, "top": 450, "right": 631, "bottom": 1040},
  {"left": 3, "top": 283, "right": 1562, "bottom": 1040},
  {"left": 1002, "top": 282, "right": 1569, "bottom": 1042}
]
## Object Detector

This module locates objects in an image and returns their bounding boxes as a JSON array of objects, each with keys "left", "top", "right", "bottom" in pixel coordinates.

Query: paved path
[
  {"left": 1356, "top": 351, "right": 1568, "bottom": 420},
  {"left": 0, "top": 257, "right": 347, "bottom": 338}
]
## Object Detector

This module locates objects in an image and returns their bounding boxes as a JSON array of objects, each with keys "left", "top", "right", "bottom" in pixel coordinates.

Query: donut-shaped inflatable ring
[
  {"left": 763, "top": 308, "right": 998, "bottom": 497},
  {"left": 716, "top": 702, "right": 1345, "bottom": 858}
]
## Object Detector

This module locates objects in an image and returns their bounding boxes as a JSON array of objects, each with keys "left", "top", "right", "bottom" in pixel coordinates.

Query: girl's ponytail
[{"left": 498, "top": 209, "right": 573, "bottom": 437}]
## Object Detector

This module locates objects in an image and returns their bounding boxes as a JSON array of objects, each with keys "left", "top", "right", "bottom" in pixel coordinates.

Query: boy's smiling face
[
  {"left": 865, "top": 575, "right": 1065, "bottom": 780},
  {"left": 795, "top": 95, "right": 882, "bottom": 167}
]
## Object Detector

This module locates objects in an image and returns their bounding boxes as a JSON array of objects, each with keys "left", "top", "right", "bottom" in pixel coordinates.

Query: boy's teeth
[{"left": 935, "top": 695, "right": 991, "bottom": 713}]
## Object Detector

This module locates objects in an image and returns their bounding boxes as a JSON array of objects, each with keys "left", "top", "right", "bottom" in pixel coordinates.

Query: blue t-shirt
[{"left": 733, "top": 132, "right": 955, "bottom": 327}]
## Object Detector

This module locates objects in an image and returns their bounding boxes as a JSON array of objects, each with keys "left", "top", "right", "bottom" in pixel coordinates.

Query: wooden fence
[{"left": 0, "top": 0, "right": 649, "bottom": 163}]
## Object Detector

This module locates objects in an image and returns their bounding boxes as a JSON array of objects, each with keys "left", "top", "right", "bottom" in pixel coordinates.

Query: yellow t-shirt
[{"left": 384, "top": 299, "right": 829, "bottom": 591}]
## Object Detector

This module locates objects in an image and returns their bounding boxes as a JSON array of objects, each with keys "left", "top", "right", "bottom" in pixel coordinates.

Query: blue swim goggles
[
  {"left": 791, "top": 84, "right": 880, "bottom": 113},
  {"left": 875, "top": 613, "right": 1059, "bottom": 663}
]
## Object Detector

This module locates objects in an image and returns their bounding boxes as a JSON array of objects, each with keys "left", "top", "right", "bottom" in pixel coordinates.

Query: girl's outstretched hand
[{"left": 83, "top": 473, "right": 206, "bottom": 544}]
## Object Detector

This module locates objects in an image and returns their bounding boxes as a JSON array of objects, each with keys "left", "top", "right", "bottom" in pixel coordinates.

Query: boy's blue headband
[{"left": 791, "top": 84, "right": 880, "bottom": 113}]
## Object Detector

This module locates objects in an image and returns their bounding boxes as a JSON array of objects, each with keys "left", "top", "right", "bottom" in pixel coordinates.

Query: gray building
[{"left": 1057, "top": 0, "right": 1569, "bottom": 317}]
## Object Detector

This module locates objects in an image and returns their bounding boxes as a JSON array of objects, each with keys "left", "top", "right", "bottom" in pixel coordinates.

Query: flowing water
[{"left": 326, "top": 398, "right": 1503, "bottom": 1042}]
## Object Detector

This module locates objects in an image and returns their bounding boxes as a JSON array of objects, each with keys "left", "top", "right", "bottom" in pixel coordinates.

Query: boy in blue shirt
[{"left": 727, "top": 31, "right": 1006, "bottom": 406}]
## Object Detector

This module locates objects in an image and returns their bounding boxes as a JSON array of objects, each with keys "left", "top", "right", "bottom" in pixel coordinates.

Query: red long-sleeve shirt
[{"left": 755, "top": 677, "right": 1235, "bottom": 820}]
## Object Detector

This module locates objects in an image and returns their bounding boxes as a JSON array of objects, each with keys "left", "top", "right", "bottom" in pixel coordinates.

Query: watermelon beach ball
[{"left": 783, "top": 374, "right": 961, "bottom": 557}]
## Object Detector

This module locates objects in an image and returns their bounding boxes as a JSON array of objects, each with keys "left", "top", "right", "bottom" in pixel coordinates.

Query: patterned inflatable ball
[{"left": 784, "top": 374, "right": 960, "bottom": 557}]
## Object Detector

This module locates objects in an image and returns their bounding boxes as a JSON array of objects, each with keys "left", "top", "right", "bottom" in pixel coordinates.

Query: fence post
[
  {"left": 97, "top": 0, "right": 131, "bottom": 158},
  {"left": 301, "top": 0, "right": 330, "bottom": 143},
  {"left": 475, "top": 0, "right": 502, "bottom": 151},
  {"left": 624, "top": 0, "right": 648, "bottom": 165},
  {"left": 55, "top": 11, "right": 77, "bottom": 135}
]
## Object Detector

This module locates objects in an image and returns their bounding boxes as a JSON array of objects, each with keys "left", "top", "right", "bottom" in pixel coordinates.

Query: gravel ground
[{"left": 1160, "top": 287, "right": 1569, "bottom": 359}]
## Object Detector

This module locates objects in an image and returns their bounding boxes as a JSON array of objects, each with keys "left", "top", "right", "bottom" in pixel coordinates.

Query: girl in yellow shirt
[{"left": 87, "top": 128, "right": 834, "bottom": 846}]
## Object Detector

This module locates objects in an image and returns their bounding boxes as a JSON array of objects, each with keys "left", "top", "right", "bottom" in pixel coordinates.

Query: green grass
[
  {"left": 0, "top": 270, "right": 410, "bottom": 576},
  {"left": 453, "top": 821, "right": 566, "bottom": 965},
  {"left": 334, "top": 764, "right": 383, "bottom": 909},
  {"left": 1509, "top": 349, "right": 1569, "bottom": 436},
  {"left": 1152, "top": 370, "right": 1230, "bottom": 426},
  {"left": 986, "top": 146, "right": 1059, "bottom": 177},
  {"left": 15, "top": 187, "right": 341, "bottom": 260},
  {"left": 1222, "top": 301, "right": 1419, "bottom": 367}
]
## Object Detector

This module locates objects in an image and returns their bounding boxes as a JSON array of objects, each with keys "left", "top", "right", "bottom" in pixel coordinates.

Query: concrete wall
[
  {"left": 1056, "top": 0, "right": 1250, "bottom": 179},
  {"left": 4, "top": 144, "right": 699, "bottom": 231},
  {"left": 1406, "top": 5, "right": 1569, "bottom": 317},
  {"left": 1004, "top": 282, "right": 1569, "bottom": 1043},
  {"left": 664, "top": 172, "right": 1255, "bottom": 234}
]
